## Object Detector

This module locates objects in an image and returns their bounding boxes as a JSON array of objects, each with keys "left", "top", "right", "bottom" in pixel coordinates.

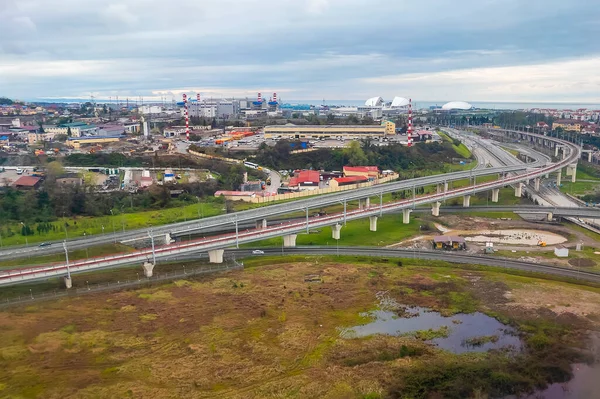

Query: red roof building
[
  {"left": 343, "top": 166, "right": 380, "bottom": 179},
  {"left": 288, "top": 170, "right": 320, "bottom": 188},
  {"left": 12, "top": 176, "right": 41, "bottom": 190}
]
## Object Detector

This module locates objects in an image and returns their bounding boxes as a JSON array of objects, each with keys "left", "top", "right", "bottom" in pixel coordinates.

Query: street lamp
[
  {"left": 101, "top": 225, "right": 105, "bottom": 235},
  {"left": 148, "top": 229, "right": 156, "bottom": 266},
  {"left": 83, "top": 233, "right": 89, "bottom": 258},
  {"left": 20, "top": 222, "right": 28, "bottom": 246},
  {"left": 110, "top": 209, "right": 116, "bottom": 243},
  {"left": 63, "top": 240, "right": 71, "bottom": 281}
]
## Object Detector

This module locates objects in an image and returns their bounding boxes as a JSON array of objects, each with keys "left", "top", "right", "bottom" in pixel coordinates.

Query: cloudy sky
[{"left": 1, "top": 0, "right": 599, "bottom": 102}]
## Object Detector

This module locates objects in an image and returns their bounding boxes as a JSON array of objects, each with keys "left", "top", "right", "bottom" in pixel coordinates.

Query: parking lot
[{"left": 0, "top": 168, "right": 35, "bottom": 186}]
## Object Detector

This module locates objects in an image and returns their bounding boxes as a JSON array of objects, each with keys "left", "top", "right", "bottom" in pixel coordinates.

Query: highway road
[
  {"left": 184, "top": 247, "right": 600, "bottom": 284},
  {"left": 0, "top": 130, "right": 571, "bottom": 261},
  {"left": 0, "top": 129, "right": 582, "bottom": 285}
]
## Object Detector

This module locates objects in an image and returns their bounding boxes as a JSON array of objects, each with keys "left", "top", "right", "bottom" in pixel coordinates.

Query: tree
[
  {"left": 326, "top": 113, "right": 335, "bottom": 123},
  {"left": 67, "top": 127, "right": 72, "bottom": 137},
  {"left": 54, "top": 134, "right": 68, "bottom": 142},
  {"left": 343, "top": 140, "right": 368, "bottom": 166}
]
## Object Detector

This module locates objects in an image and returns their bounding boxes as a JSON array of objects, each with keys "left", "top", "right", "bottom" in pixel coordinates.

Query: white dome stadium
[
  {"left": 365, "top": 97, "right": 384, "bottom": 106},
  {"left": 391, "top": 97, "right": 409, "bottom": 107},
  {"left": 442, "top": 101, "right": 473, "bottom": 110}
]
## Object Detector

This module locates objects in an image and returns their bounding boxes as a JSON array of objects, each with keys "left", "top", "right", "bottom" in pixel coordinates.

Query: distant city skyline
[{"left": 1, "top": 0, "right": 599, "bottom": 102}]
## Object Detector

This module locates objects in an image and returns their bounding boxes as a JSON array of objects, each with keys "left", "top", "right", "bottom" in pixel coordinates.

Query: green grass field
[
  {"left": 0, "top": 243, "right": 135, "bottom": 270},
  {"left": 437, "top": 131, "right": 472, "bottom": 159},
  {"left": 500, "top": 146, "right": 520, "bottom": 157},
  {"left": 0, "top": 201, "right": 225, "bottom": 247},
  {"left": 244, "top": 212, "right": 426, "bottom": 248},
  {"left": 560, "top": 180, "right": 600, "bottom": 196}
]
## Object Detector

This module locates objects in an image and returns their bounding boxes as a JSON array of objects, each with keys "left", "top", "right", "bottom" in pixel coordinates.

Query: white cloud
[
  {"left": 102, "top": 4, "right": 138, "bottom": 26},
  {"left": 360, "top": 57, "right": 600, "bottom": 102},
  {"left": 307, "top": 0, "right": 329, "bottom": 14}
]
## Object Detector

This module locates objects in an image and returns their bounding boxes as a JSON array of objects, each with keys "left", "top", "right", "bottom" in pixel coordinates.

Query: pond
[{"left": 340, "top": 306, "right": 522, "bottom": 354}]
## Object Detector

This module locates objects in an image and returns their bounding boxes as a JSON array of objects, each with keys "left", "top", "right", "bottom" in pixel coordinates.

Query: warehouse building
[{"left": 264, "top": 121, "right": 395, "bottom": 139}]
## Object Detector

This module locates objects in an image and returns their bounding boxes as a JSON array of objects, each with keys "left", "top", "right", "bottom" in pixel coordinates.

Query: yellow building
[
  {"left": 552, "top": 120, "right": 581, "bottom": 132},
  {"left": 264, "top": 121, "right": 395, "bottom": 139},
  {"left": 67, "top": 137, "right": 121, "bottom": 149}
]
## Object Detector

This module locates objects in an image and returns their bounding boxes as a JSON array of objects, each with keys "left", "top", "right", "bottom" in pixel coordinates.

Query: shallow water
[
  {"left": 506, "top": 334, "right": 600, "bottom": 399},
  {"left": 340, "top": 306, "right": 522, "bottom": 354}
]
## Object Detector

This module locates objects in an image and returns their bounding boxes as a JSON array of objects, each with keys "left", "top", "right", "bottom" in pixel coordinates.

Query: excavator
[{"left": 537, "top": 241, "right": 547, "bottom": 247}]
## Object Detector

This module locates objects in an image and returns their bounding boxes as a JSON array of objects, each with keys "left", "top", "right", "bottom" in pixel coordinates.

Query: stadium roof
[
  {"left": 441, "top": 101, "right": 473, "bottom": 110},
  {"left": 391, "top": 97, "right": 409, "bottom": 107},
  {"left": 365, "top": 97, "right": 384, "bottom": 106}
]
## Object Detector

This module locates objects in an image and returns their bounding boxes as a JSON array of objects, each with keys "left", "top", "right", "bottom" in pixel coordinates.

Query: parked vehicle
[{"left": 252, "top": 250, "right": 264, "bottom": 255}]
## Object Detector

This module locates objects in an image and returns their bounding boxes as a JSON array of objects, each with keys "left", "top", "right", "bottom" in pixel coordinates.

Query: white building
[{"left": 139, "top": 105, "right": 164, "bottom": 115}]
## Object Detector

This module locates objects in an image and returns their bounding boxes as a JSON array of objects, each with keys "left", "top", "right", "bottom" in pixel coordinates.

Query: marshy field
[{"left": 1, "top": 256, "right": 599, "bottom": 398}]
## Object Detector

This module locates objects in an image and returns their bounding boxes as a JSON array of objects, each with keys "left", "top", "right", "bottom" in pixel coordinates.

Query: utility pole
[{"left": 63, "top": 241, "right": 71, "bottom": 280}]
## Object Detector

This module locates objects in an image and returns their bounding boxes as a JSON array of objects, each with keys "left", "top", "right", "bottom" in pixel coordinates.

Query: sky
[{"left": 1, "top": 0, "right": 599, "bottom": 103}]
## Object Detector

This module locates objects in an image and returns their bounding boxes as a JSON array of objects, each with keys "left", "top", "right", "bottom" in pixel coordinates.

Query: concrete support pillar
[
  {"left": 437, "top": 183, "right": 442, "bottom": 194},
  {"left": 534, "top": 178, "right": 541, "bottom": 192},
  {"left": 444, "top": 181, "right": 448, "bottom": 192},
  {"left": 165, "top": 233, "right": 172, "bottom": 244},
  {"left": 208, "top": 249, "right": 224, "bottom": 264},
  {"left": 491, "top": 188, "right": 499, "bottom": 203},
  {"left": 588, "top": 152, "right": 593, "bottom": 162},
  {"left": 331, "top": 224, "right": 342, "bottom": 240},
  {"left": 545, "top": 173, "right": 549, "bottom": 179},
  {"left": 402, "top": 209, "right": 411, "bottom": 224},
  {"left": 64, "top": 276, "right": 72, "bottom": 289},
  {"left": 358, "top": 199, "right": 362, "bottom": 210},
  {"left": 547, "top": 212, "right": 553, "bottom": 222},
  {"left": 369, "top": 216, "right": 378, "bottom": 232},
  {"left": 556, "top": 170, "right": 562, "bottom": 186},
  {"left": 283, "top": 234, "right": 297, "bottom": 248},
  {"left": 567, "top": 164, "right": 577, "bottom": 183},
  {"left": 514, "top": 183, "right": 523, "bottom": 197},
  {"left": 431, "top": 201, "right": 441, "bottom": 217},
  {"left": 256, "top": 219, "right": 267, "bottom": 230},
  {"left": 142, "top": 261, "right": 155, "bottom": 277},
  {"left": 462, "top": 195, "right": 471, "bottom": 208},
  {"left": 562, "top": 150, "right": 568, "bottom": 160},
  {"left": 365, "top": 197, "right": 370, "bottom": 208},
  {"left": 555, "top": 146, "right": 559, "bottom": 157}
]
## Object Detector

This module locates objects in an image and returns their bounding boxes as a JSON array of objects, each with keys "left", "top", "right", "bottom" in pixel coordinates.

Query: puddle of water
[
  {"left": 504, "top": 363, "right": 600, "bottom": 399},
  {"left": 340, "top": 306, "right": 522, "bottom": 354},
  {"left": 506, "top": 333, "right": 600, "bottom": 399}
]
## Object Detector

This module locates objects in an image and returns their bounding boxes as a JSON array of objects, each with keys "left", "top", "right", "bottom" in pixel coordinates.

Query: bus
[{"left": 244, "top": 161, "right": 258, "bottom": 169}]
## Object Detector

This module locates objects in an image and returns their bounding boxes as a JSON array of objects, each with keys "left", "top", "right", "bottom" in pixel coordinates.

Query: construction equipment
[{"left": 537, "top": 241, "right": 547, "bottom": 247}]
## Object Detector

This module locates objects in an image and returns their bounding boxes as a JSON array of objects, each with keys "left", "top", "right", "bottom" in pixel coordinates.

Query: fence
[
  {"left": 249, "top": 174, "right": 399, "bottom": 204},
  {"left": 0, "top": 260, "right": 243, "bottom": 309},
  {"left": 188, "top": 150, "right": 242, "bottom": 165}
]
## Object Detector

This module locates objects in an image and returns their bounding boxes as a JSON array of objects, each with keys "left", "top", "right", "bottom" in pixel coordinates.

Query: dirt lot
[{"left": 0, "top": 260, "right": 598, "bottom": 398}]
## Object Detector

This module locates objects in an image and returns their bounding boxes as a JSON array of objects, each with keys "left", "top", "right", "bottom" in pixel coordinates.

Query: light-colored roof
[
  {"left": 391, "top": 97, "right": 409, "bottom": 107},
  {"left": 365, "top": 97, "right": 384, "bottom": 107},
  {"left": 442, "top": 101, "right": 473, "bottom": 110}
]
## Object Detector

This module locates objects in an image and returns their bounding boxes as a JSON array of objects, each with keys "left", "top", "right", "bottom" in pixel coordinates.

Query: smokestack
[
  {"left": 183, "top": 93, "right": 189, "bottom": 141},
  {"left": 407, "top": 98, "right": 413, "bottom": 148},
  {"left": 257, "top": 92, "right": 262, "bottom": 103},
  {"left": 197, "top": 93, "right": 200, "bottom": 103},
  {"left": 273, "top": 92, "right": 277, "bottom": 103}
]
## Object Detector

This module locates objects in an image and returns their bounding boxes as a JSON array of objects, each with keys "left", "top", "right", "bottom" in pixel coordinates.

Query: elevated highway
[
  {"left": 0, "top": 129, "right": 569, "bottom": 260},
  {"left": 0, "top": 129, "right": 582, "bottom": 286}
]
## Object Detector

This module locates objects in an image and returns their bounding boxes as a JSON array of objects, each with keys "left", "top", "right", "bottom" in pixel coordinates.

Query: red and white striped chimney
[
  {"left": 257, "top": 92, "right": 262, "bottom": 103},
  {"left": 273, "top": 92, "right": 277, "bottom": 103},
  {"left": 197, "top": 93, "right": 200, "bottom": 103},
  {"left": 407, "top": 98, "right": 413, "bottom": 148},
  {"left": 183, "top": 93, "right": 189, "bottom": 141}
]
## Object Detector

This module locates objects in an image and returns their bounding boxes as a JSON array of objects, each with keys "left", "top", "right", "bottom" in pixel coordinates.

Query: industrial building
[{"left": 264, "top": 121, "right": 395, "bottom": 139}]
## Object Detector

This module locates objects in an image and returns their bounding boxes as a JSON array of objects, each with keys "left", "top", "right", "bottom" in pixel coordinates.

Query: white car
[{"left": 252, "top": 250, "right": 264, "bottom": 255}]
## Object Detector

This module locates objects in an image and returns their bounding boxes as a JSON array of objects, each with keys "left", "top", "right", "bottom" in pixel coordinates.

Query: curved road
[
  {"left": 0, "top": 130, "right": 582, "bottom": 285},
  {"left": 170, "top": 247, "right": 600, "bottom": 284}
]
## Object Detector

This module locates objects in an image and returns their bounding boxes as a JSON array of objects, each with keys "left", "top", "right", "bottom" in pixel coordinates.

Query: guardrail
[{"left": 0, "top": 130, "right": 581, "bottom": 285}]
